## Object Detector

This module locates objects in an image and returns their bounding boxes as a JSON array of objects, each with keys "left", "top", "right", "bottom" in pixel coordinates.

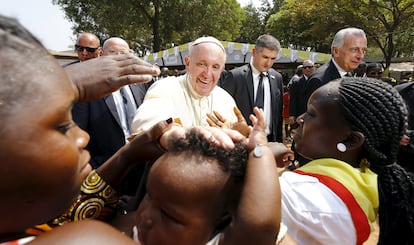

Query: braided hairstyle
[{"left": 337, "top": 77, "right": 414, "bottom": 244}]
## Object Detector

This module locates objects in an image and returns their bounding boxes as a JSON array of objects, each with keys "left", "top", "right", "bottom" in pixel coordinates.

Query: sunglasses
[
  {"left": 303, "top": 66, "right": 314, "bottom": 69},
  {"left": 75, "top": 44, "right": 99, "bottom": 53}
]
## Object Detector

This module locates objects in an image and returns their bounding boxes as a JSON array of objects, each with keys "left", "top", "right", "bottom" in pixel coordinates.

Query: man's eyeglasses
[
  {"left": 303, "top": 66, "right": 314, "bottom": 69},
  {"left": 75, "top": 44, "right": 99, "bottom": 53}
]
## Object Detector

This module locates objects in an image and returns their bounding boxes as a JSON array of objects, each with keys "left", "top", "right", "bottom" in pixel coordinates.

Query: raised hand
[
  {"left": 249, "top": 107, "right": 293, "bottom": 167},
  {"left": 247, "top": 107, "right": 268, "bottom": 150},
  {"left": 65, "top": 54, "right": 160, "bottom": 102},
  {"left": 206, "top": 106, "right": 250, "bottom": 137}
]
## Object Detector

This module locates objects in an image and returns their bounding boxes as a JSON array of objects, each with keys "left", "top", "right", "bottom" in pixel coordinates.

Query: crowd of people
[{"left": 1, "top": 13, "right": 414, "bottom": 245}]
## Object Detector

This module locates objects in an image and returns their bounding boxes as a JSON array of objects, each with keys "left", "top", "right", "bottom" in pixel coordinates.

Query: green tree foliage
[
  {"left": 53, "top": 0, "right": 244, "bottom": 52},
  {"left": 357, "top": 0, "right": 414, "bottom": 68},
  {"left": 234, "top": 0, "right": 277, "bottom": 44},
  {"left": 266, "top": 0, "right": 414, "bottom": 69},
  {"left": 235, "top": 4, "right": 263, "bottom": 43},
  {"left": 271, "top": 0, "right": 286, "bottom": 12}
]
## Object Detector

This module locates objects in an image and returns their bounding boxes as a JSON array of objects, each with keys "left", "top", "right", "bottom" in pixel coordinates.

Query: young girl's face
[
  {"left": 0, "top": 59, "right": 92, "bottom": 231},
  {"left": 136, "top": 153, "right": 229, "bottom": 245}
]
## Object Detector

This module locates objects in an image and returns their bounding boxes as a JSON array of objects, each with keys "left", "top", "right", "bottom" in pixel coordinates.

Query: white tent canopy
[{"left": 143, "top": 41, "right": 331, "bottom": 66}]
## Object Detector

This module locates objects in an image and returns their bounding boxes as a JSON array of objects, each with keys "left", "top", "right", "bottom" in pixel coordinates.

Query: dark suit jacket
[
  {"left": 395, "top": 82, "right": 414, "bottom": 173},
  {"left": 219, "top": 64, "right": 284, "bottom": 142},
  {"left": 62, "top": 60, "right": 80, "bottom": 68},
  {"left": 72, "top": 83, "right": 148, "bottom": 169},
  {"left": 304, "top": 59, "right": 341, "bottom": 104},
  {"left": 289, "top": 75, "right": 308, "bottom": 118}
]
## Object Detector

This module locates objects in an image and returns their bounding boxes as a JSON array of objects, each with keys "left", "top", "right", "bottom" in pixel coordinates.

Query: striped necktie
[{"left": 119, "top": 87, "right": 136, "bottom": 133}]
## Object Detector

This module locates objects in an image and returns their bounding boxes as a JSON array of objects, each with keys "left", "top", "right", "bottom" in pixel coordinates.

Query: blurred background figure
[
  {"left": 353, "top": 62, "right": 366, "bottom": 77},
  {"left": 287, "top": 65, "right": 303, "bottom": 89},
  {"left": 365, "top": 63, "right": 383, "bottom": 79},
  {"left": 289, "top": 60, "right": 315, "bottom": 128},
  {"left": 160, "top": 67, "right": 169, "bottom": 78},
  {"left": 288, "top": 60, "right": 316, "bottom": 165},
  {"left": 283, "top": 85, "right": 292, "bottom": 143}
]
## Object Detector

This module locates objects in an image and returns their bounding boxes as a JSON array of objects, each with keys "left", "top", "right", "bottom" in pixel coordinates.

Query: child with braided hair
[{"left": 282, "top": 77, "right": 414, "bottom": 244}]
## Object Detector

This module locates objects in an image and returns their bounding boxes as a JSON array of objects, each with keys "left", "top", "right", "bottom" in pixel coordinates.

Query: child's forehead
[
  {"left": 159, "top": 152, "right": 223, "bottom": 171},
  {"left": 148, "top": 155, "right": 230, "bottom": 213},
  {"left": 151, "top": 153, "right": 228, "bottom": 189}
]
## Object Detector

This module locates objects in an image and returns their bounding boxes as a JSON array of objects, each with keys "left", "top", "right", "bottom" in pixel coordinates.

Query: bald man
[
  {"left": 72, "top": 37, "right": 149, "bottom": 195},
  {"left": 63, "top": 32, "right": 102, "bottom": 67},
  {"left": 102, "top": 37, "right": 131, "bottom": 55},
  {"left": 289, "top": 59, "right": 316, "bottom": 126}
]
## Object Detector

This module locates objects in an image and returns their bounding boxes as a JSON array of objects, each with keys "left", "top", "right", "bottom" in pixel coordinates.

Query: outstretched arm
[
  {"left": 65, "top": 54, "right": 160, "bottom": 102},
  {"left": 221, "top": 107, "right": 281, "bottom": 245},
  {"left": 96, "top": 118, "right": 172, "bottom": 186},
  {"left": 97, "top": 119, "right": 244, "bottom": 190}
]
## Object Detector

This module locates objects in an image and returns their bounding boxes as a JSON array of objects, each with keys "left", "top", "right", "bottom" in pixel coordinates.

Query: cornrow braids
[{"left": 337, "top": 77, "right": 414, "bottom": 244}]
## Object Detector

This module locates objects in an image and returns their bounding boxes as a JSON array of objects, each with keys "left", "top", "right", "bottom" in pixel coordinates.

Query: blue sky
[{"left": 0, "top": 0, "right": 260, "bottom": 51}]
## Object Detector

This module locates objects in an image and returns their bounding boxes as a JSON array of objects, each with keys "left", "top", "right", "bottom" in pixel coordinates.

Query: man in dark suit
[
  {"left": 288, "top": 60, "right": 316, "bottom": 165},
  {"left": 395, "top": 82, "right": 414, "bottom": 174},
  {"left": 293, "top": 27, "right": 367, "bottom": 166},
  {"left": 72, "top": 37, "right": 149, "bottom": 195},
  {"left": 289, "top": 60, "right": 316, "bottom": 127},
  {"left": 305, "top": 27, "right": 367, "bottom": 106},
  {"left": 220, "top": 34, "right": 284, "bottom": 142}
]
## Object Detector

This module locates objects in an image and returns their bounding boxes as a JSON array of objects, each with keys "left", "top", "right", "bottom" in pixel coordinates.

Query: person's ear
[
  {"left": 98, "top": 47, "right": 103, "bottom": 56},
  {"left": 343, "top": 131, "right": 365, "bottom": 151},
  {"left": 184, "top": 55, "right": 190, "bottom": 67},
  {"left": 252, "top": 47, "right": 257, "bottom": 56},
  {"left": 332, "top": 47, "right": 339, "bottom": 58}
]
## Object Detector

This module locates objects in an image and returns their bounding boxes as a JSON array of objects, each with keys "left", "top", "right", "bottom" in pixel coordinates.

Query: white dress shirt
[{"left": 250, "top": 63, "right": 272, "bottom": 135}]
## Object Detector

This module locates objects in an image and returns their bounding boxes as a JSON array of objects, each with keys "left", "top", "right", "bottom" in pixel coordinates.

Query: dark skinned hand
[
  {"left": 206, "top": 106, "right": 250, "bottom": 137},
  {"left": 65, "top": 54, "right": 160, "bottom": 102}
]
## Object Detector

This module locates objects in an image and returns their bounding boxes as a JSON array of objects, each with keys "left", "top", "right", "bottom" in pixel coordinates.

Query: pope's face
[{"left": 184, "top": 43, "right": 225, "bottom": 97}]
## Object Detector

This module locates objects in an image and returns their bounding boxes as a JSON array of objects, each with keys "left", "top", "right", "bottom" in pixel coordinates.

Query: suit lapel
[
  {"left": 246, "top": 64, "right": 255, "bottom": 107},
  {"left": 129, "top": 84, "right": 141, "bottom": 106},
  {"left": 105, "top": 94, "right": 123, "bottom": 127},
  {"left": 268, "top": 71, "right": 277, "bottom": 103},
  {"left": 327, "top": 59, "right": 341, "bottom": 81},
  {"left": 268, "top": 71, "right": 279, "bottom": 128}
]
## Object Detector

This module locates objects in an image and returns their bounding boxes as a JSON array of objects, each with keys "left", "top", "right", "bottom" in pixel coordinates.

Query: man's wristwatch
[{"left": 253, "top": 144, "right": 264, "bottom": 158}]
